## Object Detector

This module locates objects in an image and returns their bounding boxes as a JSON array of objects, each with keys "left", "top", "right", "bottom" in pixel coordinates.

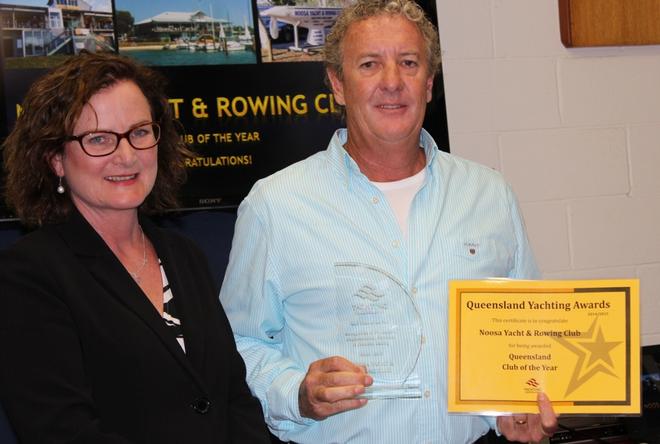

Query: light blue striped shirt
[{"left": 220, "top": 129, "right": 539, "bottom": 444}]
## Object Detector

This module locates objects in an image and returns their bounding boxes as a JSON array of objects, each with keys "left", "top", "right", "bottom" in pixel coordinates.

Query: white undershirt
[{"left": 372, "top": 168, "right": 426, "bottom": 238}]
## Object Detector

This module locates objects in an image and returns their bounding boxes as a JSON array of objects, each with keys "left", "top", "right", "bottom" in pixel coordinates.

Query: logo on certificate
[{"left": 524, "top": 378, "right": 541, "bottom": 393}]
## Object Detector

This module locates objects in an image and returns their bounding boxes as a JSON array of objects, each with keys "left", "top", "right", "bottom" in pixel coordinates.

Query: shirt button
[
  {"left": 411, "top": 287, "right": 418, "bottom": 295},
  {"left": 424, "top": 390, "right": 431, "bottom": 398},
  {"left": 391, "top": 240, "right": 399, "bottom": 248},
  {"left": 372, "top": 196, "right": 379, "bottom": 204},
  {"left": 191, "top": 397, "right": 211, "bottom": 414},
  {"left": 421, "top": 335, "right": 426, "bottom": 344}
]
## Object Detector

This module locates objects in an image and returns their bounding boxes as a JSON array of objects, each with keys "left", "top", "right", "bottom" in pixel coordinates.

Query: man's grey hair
[{"left": 323, "top": 0, "right": 442, "bottom": 85}]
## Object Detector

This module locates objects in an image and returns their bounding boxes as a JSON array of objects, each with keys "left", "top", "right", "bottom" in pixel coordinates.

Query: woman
[{"left": 0, "top": 52, "right": 270, "bottom": 444}]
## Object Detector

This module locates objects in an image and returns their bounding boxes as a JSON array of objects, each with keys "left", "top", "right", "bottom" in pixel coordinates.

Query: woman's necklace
[{"left": 129, "top": 226, "right": 148, "bottom": 284}]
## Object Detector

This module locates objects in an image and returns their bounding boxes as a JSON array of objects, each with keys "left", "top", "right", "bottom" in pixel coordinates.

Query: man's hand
[
  {"left": 497, "top": 393, "right": 558, "bottom": 442},
  {"left": 298, "top": 356, "right": 373, "bottom": 420}
]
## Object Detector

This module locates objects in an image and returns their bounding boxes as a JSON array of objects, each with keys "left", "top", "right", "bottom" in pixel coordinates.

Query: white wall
[{"left": 436, "top": 0, "right": 660, "bottom": 346}]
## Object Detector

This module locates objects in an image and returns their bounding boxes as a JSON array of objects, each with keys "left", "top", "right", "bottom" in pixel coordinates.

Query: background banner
[{"left": 0, "top": 0, "right": 448, "bottom": 220}]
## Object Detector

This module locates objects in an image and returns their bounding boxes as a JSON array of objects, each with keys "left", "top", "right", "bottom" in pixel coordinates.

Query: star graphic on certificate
[
  {"left": 579, "top": 327, "right": 620, "bottom": 368},
  {"left": 554, "top": 318, "right": 622, "bottom": 397}
]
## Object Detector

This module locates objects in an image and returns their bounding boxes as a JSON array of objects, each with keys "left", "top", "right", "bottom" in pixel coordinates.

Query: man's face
[{"left": 328, "top": 14, "right": 434, "bottom": 147}]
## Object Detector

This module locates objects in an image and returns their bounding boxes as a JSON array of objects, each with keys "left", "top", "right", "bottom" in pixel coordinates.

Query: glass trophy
[{"left": 334, "top": 262, "right": 422, "bottom": 399}]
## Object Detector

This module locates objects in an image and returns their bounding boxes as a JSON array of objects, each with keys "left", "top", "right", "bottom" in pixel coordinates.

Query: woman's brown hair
[{"left": 2, "top": 51, "right": 192, "bottom": 226}]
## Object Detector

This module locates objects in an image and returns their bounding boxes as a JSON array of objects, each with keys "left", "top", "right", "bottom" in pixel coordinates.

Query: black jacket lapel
[
  {"left": 140, "top": 217, "right": 207, "bottom": 377},
  {"left": 55, "top": 209, "right": 207, "bottom": 392}
]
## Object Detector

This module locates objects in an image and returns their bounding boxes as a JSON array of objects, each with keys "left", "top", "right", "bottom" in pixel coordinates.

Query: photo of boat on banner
[
  {"left": 115, "top": 0, "right": 258, "bottom": 66},
  {"left": 258, "top": 0, "right": 350, "bottom": 63}
]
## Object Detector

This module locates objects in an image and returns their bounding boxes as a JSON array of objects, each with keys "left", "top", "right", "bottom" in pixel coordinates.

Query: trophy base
[{"left": 357, "top": 383, "right": 422, "bottom": 400}]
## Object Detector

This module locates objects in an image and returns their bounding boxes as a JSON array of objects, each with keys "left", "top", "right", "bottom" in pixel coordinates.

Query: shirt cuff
[
  {"left": 486, "top": 415, "right": 500, "bottom": 435},
  {"left": 268, "top": 369, "right": 316, "bottom": 426}
]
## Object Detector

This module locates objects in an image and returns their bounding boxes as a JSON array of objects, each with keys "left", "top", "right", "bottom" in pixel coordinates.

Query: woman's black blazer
[{"left": 0, "top": 209, "right": 270, "bottom": 444}]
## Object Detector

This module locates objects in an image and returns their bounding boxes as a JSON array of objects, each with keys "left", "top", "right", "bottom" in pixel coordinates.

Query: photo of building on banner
[
  {"left": 115, "top": 0, "right": 257, "bottom": 66},
  {"left": 0, "top": 0, "right": 114, "bottom": 69}
]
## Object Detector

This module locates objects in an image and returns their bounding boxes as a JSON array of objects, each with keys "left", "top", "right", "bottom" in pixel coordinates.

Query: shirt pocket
[{"left": 448, "top": 238, "right": 514, "bottom": 279}]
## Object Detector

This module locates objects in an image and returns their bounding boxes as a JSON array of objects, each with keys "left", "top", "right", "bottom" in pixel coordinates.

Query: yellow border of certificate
[{"left": 447, "top": 279, "right": 640, "bottom": 415}]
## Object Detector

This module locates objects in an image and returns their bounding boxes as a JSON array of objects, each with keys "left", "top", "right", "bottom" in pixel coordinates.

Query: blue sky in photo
[
  {"left": 114, "top": 0, "right": 254, "bottom": 25},
  {"left": 6, "top": 0, "right": 112, "bottom": 12}
]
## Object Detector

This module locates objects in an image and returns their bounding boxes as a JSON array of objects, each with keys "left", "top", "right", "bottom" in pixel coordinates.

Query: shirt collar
[{"left": 327, "top": 128, "right": 438, "bottom": 189}]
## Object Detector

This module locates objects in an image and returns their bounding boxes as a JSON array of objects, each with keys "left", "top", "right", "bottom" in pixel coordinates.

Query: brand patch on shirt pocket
[
  {"left": 464, "top": 242, "right": 480, "bottom": 257},
  {"left": 457, "top": 239, "right": 511, "bottom": 262},
  {"left": 445, "top": 238, "right": 513, "bottom": 277}
]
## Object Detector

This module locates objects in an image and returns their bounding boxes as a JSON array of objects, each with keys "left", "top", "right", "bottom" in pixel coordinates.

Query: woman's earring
[{"left": 57, "top": 176, "right": 65, "bottom": 194}]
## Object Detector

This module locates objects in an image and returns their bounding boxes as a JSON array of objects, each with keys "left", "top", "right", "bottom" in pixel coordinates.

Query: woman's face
[{"left": 51, "top": 80, "right": 158, "bottom": 221}]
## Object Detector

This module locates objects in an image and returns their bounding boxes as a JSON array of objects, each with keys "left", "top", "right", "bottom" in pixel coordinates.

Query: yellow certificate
[{"left": 447, "top": 279, "right": 640, "bottom": 415}]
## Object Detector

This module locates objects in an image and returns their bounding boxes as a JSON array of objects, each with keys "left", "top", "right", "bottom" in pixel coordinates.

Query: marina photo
[{"left": 115, "top": 0, "right": 257, "bottom": 66}]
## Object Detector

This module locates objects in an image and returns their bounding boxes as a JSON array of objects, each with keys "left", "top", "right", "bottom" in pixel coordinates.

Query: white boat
[
  {"left": 196, "top": 34, "right": 219, "bottom": 51},
  {"left": 260, "top": 3, "right": 342, "bottom": 49},
  {"left": 225, "top": 40, "right": 245, "bottom": 51},
  {"left": 175, "top": 39, "right": 190, "bottom": 50},
  {"left": 238, "top": 16, "right": 254, "bottom": 48},
  {"left": 204, "top": 5, "right": 219, "bottom": 52},
  {"left": 202, "top": 42, "right": 219, "bottom": 51}
]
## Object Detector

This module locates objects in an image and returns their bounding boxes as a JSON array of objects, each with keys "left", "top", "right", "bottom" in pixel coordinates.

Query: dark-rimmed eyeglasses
[{"left": 65, "top": 122, "right": 161, "bottom": 157}]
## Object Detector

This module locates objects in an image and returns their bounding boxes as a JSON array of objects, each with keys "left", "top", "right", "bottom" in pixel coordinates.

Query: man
[{"left": 221, "top": 0, "right": 557, "bottom": 442}]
